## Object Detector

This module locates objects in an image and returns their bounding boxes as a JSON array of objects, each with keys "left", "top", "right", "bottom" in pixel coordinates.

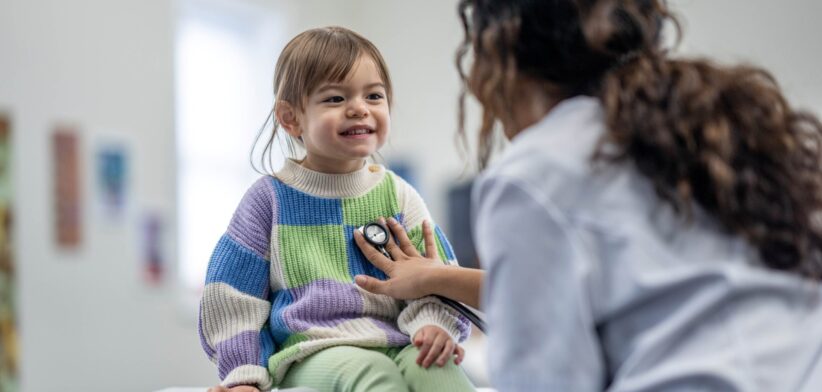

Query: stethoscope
[{"left": 358, "top": 221, "right": 486, "bottom": 333}]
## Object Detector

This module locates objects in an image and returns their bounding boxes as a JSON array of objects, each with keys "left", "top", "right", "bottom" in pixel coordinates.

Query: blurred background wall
[{"left": 0, "top": 0, "right": 820, "bottom": 391}]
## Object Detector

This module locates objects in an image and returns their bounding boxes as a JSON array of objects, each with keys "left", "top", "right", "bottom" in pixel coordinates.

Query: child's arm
[
  {"left": 391, "top": 175, "right": 472, "bottom": 345},
  {"left": 199, "top": 178, "right": 276, "bottom": 390}
]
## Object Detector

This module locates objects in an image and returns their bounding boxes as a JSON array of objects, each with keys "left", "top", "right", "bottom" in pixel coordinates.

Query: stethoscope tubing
[{"left": 436, "top": 295, "right": 486, "bottom": 333}]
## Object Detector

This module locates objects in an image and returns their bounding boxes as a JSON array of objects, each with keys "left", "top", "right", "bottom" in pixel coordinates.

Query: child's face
[{"left": 298, "top": 55, "right": 390, "bottom": 173}]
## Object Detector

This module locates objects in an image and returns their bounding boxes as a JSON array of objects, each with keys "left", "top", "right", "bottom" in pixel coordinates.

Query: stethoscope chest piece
[
  {"left": 358, "top": 221, "right": 391, "bottom": 258},
  {"left": 362, "top": 222, "right": 388, "bottom": 246}
]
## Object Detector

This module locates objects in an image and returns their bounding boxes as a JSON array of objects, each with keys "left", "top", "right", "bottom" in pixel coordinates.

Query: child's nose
[{"left": 346, "top": 100, "right": 368, "bottom": 118}]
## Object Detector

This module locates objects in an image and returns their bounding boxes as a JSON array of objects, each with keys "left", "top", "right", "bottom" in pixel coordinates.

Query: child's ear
[{"left": 275, "top": 101, "right": 301, "bottom": 137}]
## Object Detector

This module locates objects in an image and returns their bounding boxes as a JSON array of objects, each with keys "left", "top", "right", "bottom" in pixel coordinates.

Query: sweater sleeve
[
  {"left": 198, "top": 177, "right": 276, "bottom": 390},
  {"left": 392, "top": 174, "right": 472, "bottom": 342}
]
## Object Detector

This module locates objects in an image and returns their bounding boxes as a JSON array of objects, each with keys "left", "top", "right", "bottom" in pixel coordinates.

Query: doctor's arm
[{"left": 353, "top": 217, "right": 484, "bottom": 309}]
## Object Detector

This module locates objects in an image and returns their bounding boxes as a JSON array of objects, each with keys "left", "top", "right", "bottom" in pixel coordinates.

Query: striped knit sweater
[{"left": 198, "top": 159, "right": 471, "bottom": 390}]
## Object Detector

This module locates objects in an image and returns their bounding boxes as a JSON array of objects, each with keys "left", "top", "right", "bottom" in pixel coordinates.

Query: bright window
[{"left": 175, "top": 0, "right": 283, "bottom": 298}]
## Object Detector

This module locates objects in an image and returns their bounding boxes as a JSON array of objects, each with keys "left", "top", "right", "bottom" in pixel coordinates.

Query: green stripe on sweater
[
  {"left": 407, "top": 225, "right": 450, "bottom": 262},
  {"left": 342, "top": 175, "right": 400, "bottom": 227},
  {"left": 279, "top": 224, "right": 350, "bottom": 288}
]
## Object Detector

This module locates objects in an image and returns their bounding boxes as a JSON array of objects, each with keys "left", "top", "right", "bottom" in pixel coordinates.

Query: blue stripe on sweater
[
  {"left": 205, "top": 234, "right": 270, "bottom": 299},
  {"left": 273, "top": 179, "right": 343, "bottom": 226},
  {"left": 268, "top": 289, "right": 294, "bottom": 345},
  {"left": 434, "top": 225, "right": 456, "bottom": 261},
  {"left": 259, "top": 324, "right": 276, "bottom": 367}
]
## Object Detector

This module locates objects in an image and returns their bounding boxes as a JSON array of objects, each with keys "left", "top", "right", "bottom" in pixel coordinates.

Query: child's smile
[{"left": 339, "top": 124, "right": 377, "bottom": 139}]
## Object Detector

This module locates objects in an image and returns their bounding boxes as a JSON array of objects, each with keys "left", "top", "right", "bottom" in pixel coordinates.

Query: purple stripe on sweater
[
  {"left": 370, "top": 318, "right": 410, "bottom": 346},
  {"left": 455, "top": 314, "right": 472, "bottom": 342},
  {"left": 282, "top": 279, "right": 364, "bottom": 332},
  {"left": 216, "top": 331, "right": 261, "bottom": 379},
  {"left": 227, "top": 177, "right": 277, "bottom": 260}
]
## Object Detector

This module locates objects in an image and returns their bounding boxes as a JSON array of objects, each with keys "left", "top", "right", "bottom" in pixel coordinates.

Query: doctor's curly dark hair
[{"left": 457, "top": 0, "right": 822, "bottom": 279}]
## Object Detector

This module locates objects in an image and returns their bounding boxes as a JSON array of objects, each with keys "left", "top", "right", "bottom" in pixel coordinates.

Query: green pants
[{"left": 279, "top": 345, "right": 475, "bottom": 392}]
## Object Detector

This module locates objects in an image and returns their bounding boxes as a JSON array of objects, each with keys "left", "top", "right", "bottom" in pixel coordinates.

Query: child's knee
[
  {"left": 354, "top": 350, "right": 402, "bottom": 376},
  {"left": 286, "top": 346, "right": 408, "bottom": 392},
  {"left": 336, "top": 348, "right": 407, "bottom": 391}
]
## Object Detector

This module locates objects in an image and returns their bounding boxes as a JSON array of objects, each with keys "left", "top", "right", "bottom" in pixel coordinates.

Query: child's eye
[
  {"left": 367, "top": 93, "right": 384, "bottom": 100},
  {"left": 323, "top": 96, "right": 344, "bottom": 103}
]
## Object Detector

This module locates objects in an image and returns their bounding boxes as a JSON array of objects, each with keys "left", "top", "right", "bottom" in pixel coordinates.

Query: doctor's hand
[{"left": 353, "top": 217, "right": 444, "bottom": 300}]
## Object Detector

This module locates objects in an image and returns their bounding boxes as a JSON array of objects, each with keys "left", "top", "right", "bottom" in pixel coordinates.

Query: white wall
[
  {"left": 0, "top": 0, "right": 201, "bottom": 391},
  {"left": 675, "top": 0, "right": 822, "bottom": 110},
  {"left": 1, "top": 1, "right": 821, "bottom": 391}
]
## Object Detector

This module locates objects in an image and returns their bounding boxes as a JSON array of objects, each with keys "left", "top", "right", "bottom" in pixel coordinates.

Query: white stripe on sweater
[{"left": 201, "top": 282, "right": 271, "bottom": 347}]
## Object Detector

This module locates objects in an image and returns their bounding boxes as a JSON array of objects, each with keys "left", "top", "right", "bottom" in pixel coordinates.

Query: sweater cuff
[
  {"left": 222, "top": 364, "right": 274, "bottom": 391},
  {"left": 399, "top": 296, "right": 465, "bottom": 343}
]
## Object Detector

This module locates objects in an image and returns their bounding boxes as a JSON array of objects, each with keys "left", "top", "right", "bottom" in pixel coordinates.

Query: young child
[{"left": 198, "top": 26, "right": 473, "bottom": 392}]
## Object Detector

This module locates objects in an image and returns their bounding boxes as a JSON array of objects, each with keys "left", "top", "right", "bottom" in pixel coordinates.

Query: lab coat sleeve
[{"left": 473, "top": 174, "right": 605, "bottom": 391}]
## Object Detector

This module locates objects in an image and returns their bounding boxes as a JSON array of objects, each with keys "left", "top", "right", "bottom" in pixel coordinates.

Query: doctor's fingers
[
  {"left": 353, "top": 230, "right": 395, "bottom": 274},
  {"left": 374, "top": 217, "right": 406, "bottom": 260},
  {"left": 354, "top": 274, "right": 391, "bottom": 297},
  {"left": 421, "top": 220, "right": 439, "bottom": 260},
  {"left": 381, "top": 225, "right": 406, "bottom": 260},
  {"left": 386, "top": 217, "right": 423, "bottom": 258}
]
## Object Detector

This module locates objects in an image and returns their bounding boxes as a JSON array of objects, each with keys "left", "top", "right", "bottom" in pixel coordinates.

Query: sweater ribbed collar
[{"left": 274, "top": 159, "right": 386, "bottom": 198}]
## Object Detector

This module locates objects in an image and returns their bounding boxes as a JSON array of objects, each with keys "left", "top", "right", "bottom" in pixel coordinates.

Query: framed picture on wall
[
  {"left": 53, "top": 127, "right": 82, "bottom": 248},
  {"left": 95, "top": 143, "right": 128, "bottom": 217}
]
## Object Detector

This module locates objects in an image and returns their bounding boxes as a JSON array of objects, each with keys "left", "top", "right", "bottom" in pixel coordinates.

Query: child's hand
[
  {"left": 207, "top": 385, "right": 260, "bottom": 392},
  {"left": 412, "top": 325, "right": 465, "bottom": 368}
]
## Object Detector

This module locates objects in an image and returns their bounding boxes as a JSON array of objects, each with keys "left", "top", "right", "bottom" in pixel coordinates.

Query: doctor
[{"left": 354, "top": 0, "right": 822, "bottom": 390}]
